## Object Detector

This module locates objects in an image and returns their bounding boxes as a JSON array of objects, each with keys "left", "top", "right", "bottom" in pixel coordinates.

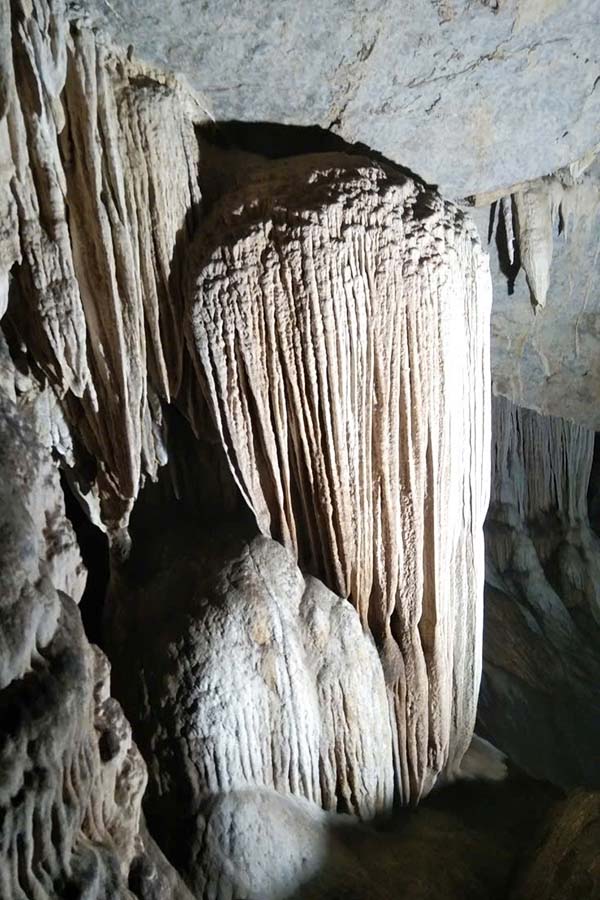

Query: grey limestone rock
[
  {"left": 68, "top": 0, "right": 600, "bottom": 199},
  {"left": 472, "top": 153, "right": 600, "bottom": 428},
  {"left": 479, "top": 396, "right": 600, "bottom": 788}
]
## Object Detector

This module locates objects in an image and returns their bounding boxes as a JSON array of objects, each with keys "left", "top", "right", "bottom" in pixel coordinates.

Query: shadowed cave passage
[{"left": 61, "top": 472, "right": 109, "bottom": 648}]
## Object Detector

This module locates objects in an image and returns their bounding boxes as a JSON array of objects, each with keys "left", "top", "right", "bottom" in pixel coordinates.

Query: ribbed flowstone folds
[
  {"left": 2, "top": 3, "right": 495, "bottom": 890},
  {"left": 188, "top": 156, "right": 492, "bottom": 803},
  {"left": 1, "top": 0, "right": 203, "bottom": 532}
]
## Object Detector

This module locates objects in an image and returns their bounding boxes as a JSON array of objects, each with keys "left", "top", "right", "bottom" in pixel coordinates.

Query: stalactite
[
  {"left": 512, "top": 187, "right": 553, "bottom": 308},
  {"left": 2, "top": 0, "right": 205, "bottom": 533},
  {"left": 476, "top": 145, "right": 600, "bottom": 312}
]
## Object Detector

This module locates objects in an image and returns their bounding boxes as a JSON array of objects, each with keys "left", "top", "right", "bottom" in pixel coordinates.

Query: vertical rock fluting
[
  {"left": 480, "top": 396, "right": 600, "bottom": 786},
  {"left": 2, "top": 0, "right": 204, "bottom": 533},
  {"left": 187, "top": 155, "right": 493, "bottom": 803},
  {"left": 4, "top": 0, "right": 493, "bottom": 850}
]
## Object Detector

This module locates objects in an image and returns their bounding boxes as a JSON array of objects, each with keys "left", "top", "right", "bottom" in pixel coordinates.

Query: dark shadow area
[
  {"left": 587, "top": 432, "right": 600, "bottom": 537},
  {"left": 103, "top": 455, "right": 256, "bottom": 881},
  {"left": 199, "top": 119, "right": 355, "bottom": 158},
  {"left": 286, "top": 772, "right": 560, "bottom": 900},
  {"left": 492, "top": 196, "right": 521, "bottom": 294},
  {"left": 60, "top": 472, "right": 109, "bottom": 648},
  {"left": 196, "top": 119, "right": 434, "bottom": 187}
]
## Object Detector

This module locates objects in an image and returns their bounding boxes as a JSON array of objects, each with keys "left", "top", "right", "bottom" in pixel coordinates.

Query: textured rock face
[
  {"left": 511, "top": 790, "right": 600, "bottom": 900},
  {"left": 472, "top": 152, "right": 600, "bottom": 427},
  {"left": 0, "top": 340, "right": 191, "bottom": 899},
  {"left": 479, "top": 396, "right": 600, "bottom": 788},
  {"left": 188, "top": 154, "right": 492, "bottom": 804},
  {"left": 107, "top": 526, "right": 393, "bottom": 891},
  {"left": 2, "top": 0, "right": 204, "bottom": 533},
  {"left": 70, "top": 0, "right": 600, "bottom": 199}
]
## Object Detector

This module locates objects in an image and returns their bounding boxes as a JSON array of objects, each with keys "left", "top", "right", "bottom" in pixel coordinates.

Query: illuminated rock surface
[{"left": 1, "top": 1, "right": 599, "bottom": 898}]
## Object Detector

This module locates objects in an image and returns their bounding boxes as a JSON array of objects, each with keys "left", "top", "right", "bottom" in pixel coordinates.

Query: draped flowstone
[{"left": 188, "top": 155, "right": 492, "bottom": 803}]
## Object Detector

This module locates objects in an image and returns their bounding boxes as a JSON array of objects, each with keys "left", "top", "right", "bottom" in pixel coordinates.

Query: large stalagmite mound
[{"left": 187, "top": 154, "right": 493, "bottom": 804}]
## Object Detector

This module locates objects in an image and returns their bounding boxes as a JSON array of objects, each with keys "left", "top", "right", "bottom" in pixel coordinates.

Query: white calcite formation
[
  {"left": 107, "top": 529, "right": 394, "bottom": 884},
  {"left": 1, "top": 2, "right": 513, "bottom": 894},
  {"left": 188, "top": 154, "right": 493, "bottom": 804}
]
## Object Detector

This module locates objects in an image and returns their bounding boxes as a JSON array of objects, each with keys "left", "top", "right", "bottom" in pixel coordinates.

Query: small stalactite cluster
[{"left": 476, "top": 145, "right": 600, "bottom": 309}]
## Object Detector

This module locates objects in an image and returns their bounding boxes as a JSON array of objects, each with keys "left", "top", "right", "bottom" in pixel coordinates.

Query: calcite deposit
[
  {"left": 0, "top": 337, "right": 192, "bottom": 899},
  {"left": 2, "top": 0, "right": 203, "bottom": 532},
  {"left": 188, "top": 153, "right": 493, "bottom": 803},
  {"left": 1, "top": 0, "right": 599, "bottom": 898}
]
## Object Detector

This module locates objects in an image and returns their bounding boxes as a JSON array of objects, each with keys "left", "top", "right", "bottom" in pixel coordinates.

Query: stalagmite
[
  {"left": 107, "top": 525, "right": 396, "bottom": 888},
  {"left": 187, "top": 154, "right": 493, "bottom": 803}
]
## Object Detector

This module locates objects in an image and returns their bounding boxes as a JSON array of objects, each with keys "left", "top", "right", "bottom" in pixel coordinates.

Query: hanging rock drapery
[{"left": 188, "top": 155, "right": 492, "bottom": 803}]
